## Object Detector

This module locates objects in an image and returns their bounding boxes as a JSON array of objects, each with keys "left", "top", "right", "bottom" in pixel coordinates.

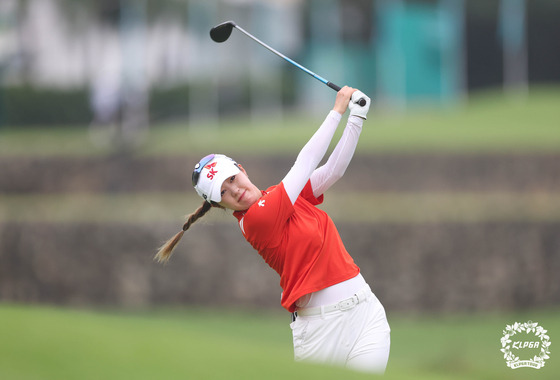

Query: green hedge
[
  {"left": 1, "top": 86, "right": 92, "bottom": 127},
  {"left": 0, "top": 85, "right": 193, "bottom": 127},
  {"left": 149, "top": 84, "right": 190, "bottom": 123},
  {"left": 0, "top": 77, "right": 297, "bottom": 127}
]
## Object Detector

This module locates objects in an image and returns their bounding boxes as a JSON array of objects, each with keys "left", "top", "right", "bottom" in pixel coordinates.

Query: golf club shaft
[{"left": 233, "top": 24, "right": 358, "bottom": 101}]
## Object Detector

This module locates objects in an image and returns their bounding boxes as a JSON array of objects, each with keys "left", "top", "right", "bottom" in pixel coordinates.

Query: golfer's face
[{"left": 219, "top": 171, "right": 261, "bottom": 211}]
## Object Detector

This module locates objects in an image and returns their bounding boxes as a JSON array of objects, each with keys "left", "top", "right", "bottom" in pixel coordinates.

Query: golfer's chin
[
  {"left": 237, "top": 193, "right": 262, "bottom": 211},
  {"left": 221, "top": 197, "right": 252, "bottom": 212}
]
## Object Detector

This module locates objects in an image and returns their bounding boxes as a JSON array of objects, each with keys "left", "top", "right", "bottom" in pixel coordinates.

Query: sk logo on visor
[{"left": 205, "top": 162, "right": 218, "bottom": 180}]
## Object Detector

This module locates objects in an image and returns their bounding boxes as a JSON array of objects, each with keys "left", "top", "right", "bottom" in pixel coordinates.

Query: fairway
[{"left": 0, "top": 304, "right": 557, "bottom": 380}]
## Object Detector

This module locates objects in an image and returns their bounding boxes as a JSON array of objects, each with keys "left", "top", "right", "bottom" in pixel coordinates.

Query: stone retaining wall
[
  {"left": 1, "top": 221, "right": 558, "bottom": 312},
  {"left": 1, "top": 153, "right": 559, "bottom": 193}
]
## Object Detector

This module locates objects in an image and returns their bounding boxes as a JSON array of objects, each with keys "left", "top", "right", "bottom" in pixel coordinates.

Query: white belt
[{"left": 296, "top": 285, "right": 370, "bottom": 317}]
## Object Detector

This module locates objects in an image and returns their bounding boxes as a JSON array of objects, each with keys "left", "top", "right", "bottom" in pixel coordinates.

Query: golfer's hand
[
  {"left": 332, "top": 86, "right": 355, "bottom": 115},
  {"left": 349, "top": 90, "right": 371, "bottom": 120}
]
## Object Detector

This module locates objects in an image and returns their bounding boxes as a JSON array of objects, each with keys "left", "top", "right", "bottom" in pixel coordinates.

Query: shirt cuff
[{"left": 348, "top": 115, "right": 364, "bottom": 127}]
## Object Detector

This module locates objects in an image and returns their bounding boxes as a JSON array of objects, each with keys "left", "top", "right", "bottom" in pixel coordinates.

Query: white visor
[{"left": 193, "top": 154, "right": 240, "bottom": 203}]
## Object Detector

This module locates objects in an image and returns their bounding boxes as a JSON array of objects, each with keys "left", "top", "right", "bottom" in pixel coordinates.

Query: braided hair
[{"left": 154, "top": 200, "right": 222, "bottom": 263}]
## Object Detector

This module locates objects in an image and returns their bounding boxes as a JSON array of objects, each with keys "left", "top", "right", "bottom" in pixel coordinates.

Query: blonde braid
[{"left": 155, "top": 201, "right": 218, "bottom": 263}]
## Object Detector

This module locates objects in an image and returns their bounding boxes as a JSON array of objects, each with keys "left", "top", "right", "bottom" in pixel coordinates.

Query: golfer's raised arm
[{"left": 282, "top": 87, "right": 354, "bottom": 204}]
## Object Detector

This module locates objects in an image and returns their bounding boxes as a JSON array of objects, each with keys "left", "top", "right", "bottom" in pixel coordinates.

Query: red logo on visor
[{"left": 205, "top": 162, "right": 218, "bottom": 180}]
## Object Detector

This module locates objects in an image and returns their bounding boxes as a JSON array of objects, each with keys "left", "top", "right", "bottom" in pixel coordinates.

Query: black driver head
[{"left": 210, "top": 21, "right": 236, "bottom": 43}]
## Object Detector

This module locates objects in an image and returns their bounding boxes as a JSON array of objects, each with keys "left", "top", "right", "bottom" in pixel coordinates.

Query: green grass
[
  {"left": 0, "top": 304, "right": 558, "bottom": 380},
  {"left": 0, "top": 87, "right": 559, "bottom": 157}
]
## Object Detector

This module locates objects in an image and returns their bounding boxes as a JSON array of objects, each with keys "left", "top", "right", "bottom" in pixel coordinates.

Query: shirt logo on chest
[
  {"left": 239, "top": 217, "right": 246, "bottom": 235},
  {"left": 258, "top": 200, "right": 266, "bottom": 207}
]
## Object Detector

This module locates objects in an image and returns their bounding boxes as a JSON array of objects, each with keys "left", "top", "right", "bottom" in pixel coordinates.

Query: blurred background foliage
[{"left": 1, "top": 0, "right": 559, "bottom": 128}]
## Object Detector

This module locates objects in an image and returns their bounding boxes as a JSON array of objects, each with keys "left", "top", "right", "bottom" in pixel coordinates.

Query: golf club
[{"left": 210, "top": 20, "right": 367, "bottom": 107}]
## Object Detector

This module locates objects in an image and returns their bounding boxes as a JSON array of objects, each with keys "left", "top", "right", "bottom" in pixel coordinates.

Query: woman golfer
[{"left": 156, "top": 86, "right": 390, "bottom": 373}]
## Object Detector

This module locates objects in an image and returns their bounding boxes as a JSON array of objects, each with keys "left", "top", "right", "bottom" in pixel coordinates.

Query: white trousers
[{"left": 290, "top": 285, "right": 390, "bottom": 374}]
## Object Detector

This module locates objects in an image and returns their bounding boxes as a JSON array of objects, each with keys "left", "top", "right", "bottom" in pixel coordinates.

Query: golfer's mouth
[{"left": 238, "top": 191, "right": 246, "bottom": 203}]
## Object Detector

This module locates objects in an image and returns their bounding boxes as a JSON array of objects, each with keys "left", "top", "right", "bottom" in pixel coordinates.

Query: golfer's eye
[
  {"left": 230, "top": 175, "right": 236, "bottom": 182},
  {"left": 221, "top": 190, "right": 226, "bottom": 196}
]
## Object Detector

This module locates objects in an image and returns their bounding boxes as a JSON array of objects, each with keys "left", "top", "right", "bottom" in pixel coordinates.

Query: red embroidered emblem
[{"left": 205, "top": 162, "right": 218, "bottom": 180}]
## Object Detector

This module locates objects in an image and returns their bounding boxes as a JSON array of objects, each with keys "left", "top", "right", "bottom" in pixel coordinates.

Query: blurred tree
[{"left": 498, "top": 0, "right": 528, "bottom": 96}]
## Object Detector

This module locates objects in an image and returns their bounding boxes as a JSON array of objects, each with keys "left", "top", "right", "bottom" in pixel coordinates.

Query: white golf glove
[{"left": 349, "top": 90, "right": 371, "bottom": 120}]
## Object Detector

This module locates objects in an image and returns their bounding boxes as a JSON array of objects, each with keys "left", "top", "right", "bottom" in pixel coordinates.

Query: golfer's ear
[{"left": 237, "top": 164, "right": 247, "bottom": 175}]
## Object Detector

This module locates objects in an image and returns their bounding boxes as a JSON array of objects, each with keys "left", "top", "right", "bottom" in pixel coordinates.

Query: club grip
[
  {"left": 327, "top": 82, "right": 367, "bottom": 107},
  {"left": 327, "top": 82, "right": 341, "bottom": 92}
]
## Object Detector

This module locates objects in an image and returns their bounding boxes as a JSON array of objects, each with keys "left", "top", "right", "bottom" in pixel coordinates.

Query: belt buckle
[{"left": 337, "top": 296, "right": 357, "bottom": 311}]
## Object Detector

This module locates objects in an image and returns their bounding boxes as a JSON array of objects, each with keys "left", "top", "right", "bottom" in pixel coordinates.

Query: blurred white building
[
  {"left": 1, "top": 0, "right": 488, "bottom": 125},
  {"left": 1, "top": 0, "right": 305, "bottom": 124}
]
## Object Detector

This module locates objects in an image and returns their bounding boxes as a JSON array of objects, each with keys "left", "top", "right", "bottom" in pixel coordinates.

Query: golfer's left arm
[{"left": 282, "top": 87, "right": 356, "bottom": 205}]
